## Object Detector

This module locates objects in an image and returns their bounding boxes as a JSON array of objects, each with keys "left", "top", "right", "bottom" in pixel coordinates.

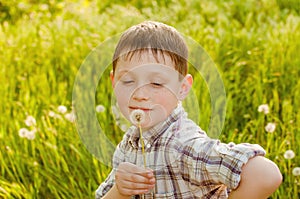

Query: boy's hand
[{"left": 115, "top": 162, "right": 156, "bottom": 196}]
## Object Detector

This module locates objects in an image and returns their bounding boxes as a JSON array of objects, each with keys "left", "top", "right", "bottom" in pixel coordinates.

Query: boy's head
[
  {"left": 112, "top": 21, "right": 188, "bottom": 77},
  {"left": 111, "top": 21, "right": 192, "bottom": 130}
]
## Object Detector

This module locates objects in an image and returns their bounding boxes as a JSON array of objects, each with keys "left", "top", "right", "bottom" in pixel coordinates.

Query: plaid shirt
[{"left": 96, "top": 105, "right": 266, "bottom": 198}]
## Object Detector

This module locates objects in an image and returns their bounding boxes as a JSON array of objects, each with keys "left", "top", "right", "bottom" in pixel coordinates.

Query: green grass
[{"left": 1, "top": 0, "right": 299, "bottom": 198}]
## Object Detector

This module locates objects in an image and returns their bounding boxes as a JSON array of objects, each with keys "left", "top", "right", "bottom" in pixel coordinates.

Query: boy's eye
[
  {"left": 121, "top": 80, "right": 134, "bottom": 85},
  {"left": 150, "top": 82, "right": 163, "bottom": 88}
]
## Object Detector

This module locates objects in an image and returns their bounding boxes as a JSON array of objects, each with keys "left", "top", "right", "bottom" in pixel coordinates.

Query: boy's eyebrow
[{"left": 115, "top": 69, "right": 130, "bottom": 77}]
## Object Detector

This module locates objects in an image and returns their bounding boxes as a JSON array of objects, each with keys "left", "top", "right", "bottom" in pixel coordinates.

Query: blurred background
[{"left": 0, "top": 0, "right": 299, "bottom": 198}]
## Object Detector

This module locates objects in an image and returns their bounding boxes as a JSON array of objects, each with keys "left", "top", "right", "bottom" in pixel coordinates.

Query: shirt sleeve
[
  {"left": 95, "top": 138, "right": 127, "bottom": 198},
  {"left": 95, "top": 169, "right": 116, "bottom": 199},
  {"left": 180, "top": 138, "right": 266, "bottom": 190}
]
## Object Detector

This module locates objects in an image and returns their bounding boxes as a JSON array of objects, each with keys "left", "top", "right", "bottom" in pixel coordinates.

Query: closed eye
[
  {"left": 150, "top": 82, "right": 163, "bottom": 88},
  {"left": 121, "top": 80, "right": 134, "bottom": 85}
]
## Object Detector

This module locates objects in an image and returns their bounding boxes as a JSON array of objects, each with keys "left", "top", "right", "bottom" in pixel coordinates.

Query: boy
[{"left": 96, "top": 21, "right": 282, "bottom": 198}]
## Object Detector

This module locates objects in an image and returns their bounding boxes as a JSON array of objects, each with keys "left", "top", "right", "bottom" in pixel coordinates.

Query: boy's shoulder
[{"left": 160, "top": 116, "right": 208, "bottom": 147}]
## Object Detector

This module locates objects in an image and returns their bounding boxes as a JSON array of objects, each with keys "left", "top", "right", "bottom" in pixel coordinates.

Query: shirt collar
[{"left": 127, "top": 103, "right": 185, "bottom": 149}]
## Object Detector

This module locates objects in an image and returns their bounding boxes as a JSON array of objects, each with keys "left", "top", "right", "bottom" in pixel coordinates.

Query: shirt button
[{"left": 146, "top": 143, "right": 151, "bottom": 149}]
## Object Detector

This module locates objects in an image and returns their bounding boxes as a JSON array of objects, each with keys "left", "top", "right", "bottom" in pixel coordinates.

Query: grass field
[{"left": 0, "top": 0, "right": 299, "bottom": 198}]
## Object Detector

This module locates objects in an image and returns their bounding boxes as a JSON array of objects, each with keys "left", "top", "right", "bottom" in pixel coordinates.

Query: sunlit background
[{"left": 0, "top": 0, "right": 299, "bottom": 198}]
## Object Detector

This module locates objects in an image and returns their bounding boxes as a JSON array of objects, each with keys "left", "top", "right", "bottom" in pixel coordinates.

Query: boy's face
[{"left": 111, "top": 52, "right": 192, "bottom": 130}]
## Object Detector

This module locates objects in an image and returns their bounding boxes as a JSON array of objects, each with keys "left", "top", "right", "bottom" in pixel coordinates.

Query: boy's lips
[{"left": 129, "top": 106, "right": 152, "bottom": 111}]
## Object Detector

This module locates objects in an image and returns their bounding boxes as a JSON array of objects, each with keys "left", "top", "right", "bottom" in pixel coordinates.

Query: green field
[{"left": 1, "top": 0, "right": 299, "bottom": 198}]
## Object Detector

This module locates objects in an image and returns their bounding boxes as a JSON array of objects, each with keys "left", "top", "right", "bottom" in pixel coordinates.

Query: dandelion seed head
[
  {"left": 39, "top": 4, "right": 49, "bottom": 11},
  {"left": 284, "top": 150, "right": 295, "bottom": 159},
  {"left": 292, "top": 167, "right": 300, "bottom": 176},
  {"left": 48, "top": 111, "right": 62, "bottom": 119},
  {"left": 258, "top": 104, "right": 269, "bottom": 114},
  {"left": 48, "top": 111, "right": 56, "bottom": 117},
  {"left": 65, "top": 112, "right": 76, "bottom": 123},
  {"left": 19, "top": 128, "right": 29, "bottom": 138},
  {"left": 130, "top": 109, "right": 145, "bottom": 125},
  {"left": 33, "top": 161, "right": 39, "bottom": 167},
  {"left": 25, "top": 115, "right": 36, "bottom": 127},
  {"left": 96, "top": 105, "right": 105, "bottom": 113},
  {"left": 57, "top": 105, "right": 67, "bottom": 114},
  {"left": 265, "top": 122, "right": 276, "bottom": 133},
  {"left": 26, "top": 130, "right": 36, "bottom": 140}
]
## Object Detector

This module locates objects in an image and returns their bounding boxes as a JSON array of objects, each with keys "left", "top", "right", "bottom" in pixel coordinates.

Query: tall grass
[{"left": 1, "top": 0, "right": 299, "bottom": 198}]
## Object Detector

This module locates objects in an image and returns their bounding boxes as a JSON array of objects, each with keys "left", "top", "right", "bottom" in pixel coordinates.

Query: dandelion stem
[
  {"left": 138, "top": 122, "right": 146, "bottom": 168},
  {"left": 138, "top": 122, "right": 146, "bottom": 199}
]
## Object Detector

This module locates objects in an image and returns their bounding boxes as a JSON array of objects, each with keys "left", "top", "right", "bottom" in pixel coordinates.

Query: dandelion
[
  {"left": 39, "top": 4, "right": 49, "bottom": 11},
  {"left": 265, "top": 122, "right": 276, "bottom": 133},
  {"left": 17, "top": 2, "right": 29, "bottom": 10},
  {"left": 5, "top": 146, "right": 11, "bottom": 151},
  {"left": 19, "top": 128, "right": 37, "bottom": 140},
  {"left": 96, "top": 105, "right": 105, "bottom": 113},
  {"left": 130, "top": 109, "right": 146, "bottom": 199},
  {"left": 19, "top": 128, "right": 29, "bottom": 138},
  {"left": 130, "top": 110, "right": 146, "bottom": 166},
  {"left": 258, "top": 104, "right": 269, "bottom": 114},
  {"left": 48, "top": 111, "right": 56, "bottom": 117},
  {"left": 65, "top": 112, "right": 75, "bottom": 123},
  {"left": 130, "top": 109, "right": 145, "bottom": 125},
  {"left": 292, "top": 167, "right": 300, "bottom": 176},
  {"left": 25, "top": 115, "right": 36, "bottom": 127},
  {"left": 48, "top": 111, "right": 61, "bottom": 119},
  {"left": 26, "top": 129, "right": 36, "bottom": 140},
  {"left": 57, "top": 105, "right": 68, "bottom": 114},
  {"left": 284, "top": 150, "right": 295, "bottom": 159}
]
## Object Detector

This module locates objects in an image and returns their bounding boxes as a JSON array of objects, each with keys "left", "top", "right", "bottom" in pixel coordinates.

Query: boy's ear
[
  {"left": 178, "top": 74, "right": 193, "bottom": 100},
  {"left": 110, "top": 70, "right": 115, "bottom": 88}
]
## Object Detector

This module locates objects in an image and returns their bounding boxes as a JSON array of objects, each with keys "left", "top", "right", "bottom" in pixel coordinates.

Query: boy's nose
[{"left": 132, "top": 85, "right": 149, "bottom": 101}]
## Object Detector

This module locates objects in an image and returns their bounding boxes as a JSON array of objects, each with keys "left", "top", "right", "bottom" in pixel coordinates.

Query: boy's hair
[{"left": 112, "top": 21, "right": 188, "bottom": 77}]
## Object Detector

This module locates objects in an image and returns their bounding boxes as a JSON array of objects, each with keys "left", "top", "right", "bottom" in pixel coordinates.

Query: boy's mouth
[{"left": 129, "top": 106, "right": 152, "bottom": 112}]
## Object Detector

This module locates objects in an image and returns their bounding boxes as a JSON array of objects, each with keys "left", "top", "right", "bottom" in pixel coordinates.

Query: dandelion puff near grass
[
  {"left": 48, "top": 111, "right": 56, "bottom": 117},
  {"left": 19, "top": 128, "right": 29, "bottom": 138},
  {"left": 96, "top": 105, "right": 105, "bottom": 113},
  {"left": 25, "top": 115, "right": 36, "bottom": 127},
  {"left": 19, "top": 128, "right": 37, "bottom": 140},
  {"left": 258, "top": 104, "right": 270, "bottom": 114},
  {"left": 26, "top": 130, "right": 36, "bottom": 140},
  {"left": 292, "top": 167, "right": 300, "bottom": 176},
  {"left": 48, "top": 110, "right": 62, "bottom": 119},
  {"left": 284, "top": 150, "right": 295, "bottom": 159},
  {"left": 265, "top": 122, "right": 276, "bottom": 133},
  {"left": 65, "top": 112, "right": 75, "bottom": 123},
  {"left": 57, "top": 105, "right": 68, "bottom": 114}
]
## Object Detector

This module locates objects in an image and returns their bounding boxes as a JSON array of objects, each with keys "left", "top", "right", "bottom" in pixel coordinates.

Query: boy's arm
[
  {"left": 102, "top": 162, "right": 155, "bottom": 199},
  {"left": 102, "top": 184, "right": 131, "bottom": 199},
  {"left": 229, "top": 156, "right": 282, "bottom": 199}
]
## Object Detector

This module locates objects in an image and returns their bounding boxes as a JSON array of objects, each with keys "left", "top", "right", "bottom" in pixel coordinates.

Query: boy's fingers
[
  {"left": 116, "top": 169, "right": 155, "bottom": 184},
  {"left": 117, "top": 162, "right": 154, "bottom": 179},
  {"left": 115, "top": 171, "right": 155, "bottom": 196},
  {"left": 121, "top": 179, "right": 155, "bottom": 190},
  {"left": 117, "top": 186, "right": 149, "bottom": 196}
]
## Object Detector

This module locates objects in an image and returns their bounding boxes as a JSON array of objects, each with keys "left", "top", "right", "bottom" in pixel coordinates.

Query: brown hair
[{"left": 112, "top": 21, "right": 188, "bottom": 77}]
